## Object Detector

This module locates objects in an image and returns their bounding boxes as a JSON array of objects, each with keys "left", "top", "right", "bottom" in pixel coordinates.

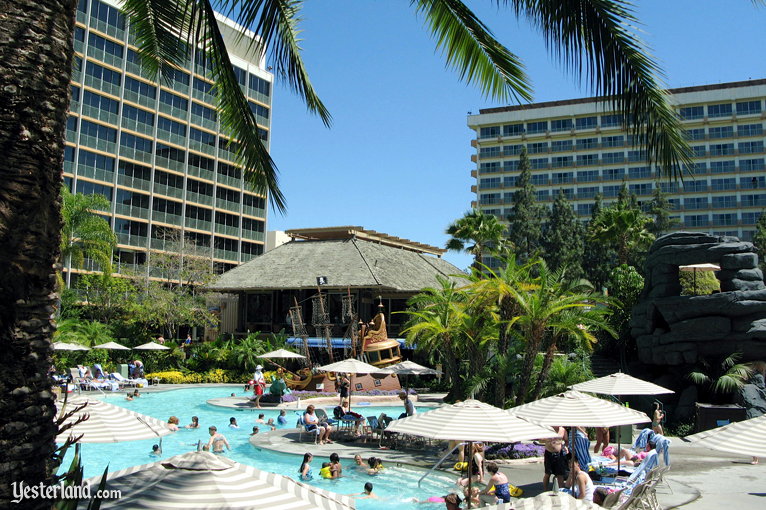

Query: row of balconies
[{"left": 474, "top": 183, "right": 760, "bottom": 197}]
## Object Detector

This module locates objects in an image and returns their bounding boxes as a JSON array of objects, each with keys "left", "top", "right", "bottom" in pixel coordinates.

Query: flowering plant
[{"left": 484, "top": 442, "right": 544, "bottom": 460}]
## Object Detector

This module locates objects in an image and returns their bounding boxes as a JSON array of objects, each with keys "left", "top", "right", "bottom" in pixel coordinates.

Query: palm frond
[
  {"left": 413, "top": 0, "right": 532, "bottom": 102},
  {"left": 506, "top": 0, "right": 693, "bottom": 178},
  {"left": 220, "top": 0, "right": 331, "bottom": 126}
]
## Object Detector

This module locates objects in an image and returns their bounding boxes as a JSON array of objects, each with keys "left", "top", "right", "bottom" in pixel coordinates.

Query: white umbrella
[
  {"left": 387, "top": 399, "right": 558, "bottom": 508},
  {"left": 92, "top": 341, "right": 131, "bottom": 351},
  {"left": 317, "top": 358, "right": 391, "bottom": 413},
  {"left": 386, "top": 360, "right": 442, "bottom": 376},
  {"left": 684, "top": 413, "right": 766, "bottom": 459},
  {"left": 56, "top": 397, "right": 172, "bottom": 443},
  {"left": 679, "top": 263, "right": 720, "bottom": 294},
  {"left": 80, "top": 451, "right": 356, "bottom": 509},
  {"left": 52, "top": 341, "right": 90, "bottom": 351},
  {"left": 259, "top": 348, "right": 306, "bottom": 359},
  {"left": 571, "top": 373, "right": 673, "bottom": 471},
  {"left": 571, "top": 372, "right": 674, "bottom": 396},
  {"left": 484, "top": 491, "right": 603, "bottom": 510},
  {"left": 133, "top": 341, "right": 170, "bottom": 351},
  {"left": 506, "top": 390, "right": 651, "bottom": 428}
]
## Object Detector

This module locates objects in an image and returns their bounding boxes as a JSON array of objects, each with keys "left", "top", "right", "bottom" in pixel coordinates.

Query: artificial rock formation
[{"left": 631, "top": 232, "right": 766, "bottom": 365}]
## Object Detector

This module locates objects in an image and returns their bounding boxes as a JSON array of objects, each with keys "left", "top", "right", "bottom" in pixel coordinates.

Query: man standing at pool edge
[{"left": 253, "top": 365, "right": 266, "bottom": 408}]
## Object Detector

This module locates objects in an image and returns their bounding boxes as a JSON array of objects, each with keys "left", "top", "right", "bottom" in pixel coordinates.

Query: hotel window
[
  {"left": 741, "top": 158, "right": 765, "bottom": 172},
  {"left": 189, "top": 127, "right": 216, "bottom": 151},
  {"left": 503, "top": 123, "right": 524, "bottom": 136},
  {"left": 503, "top": 160, "right": 520, "bottom": 172},
  {"left": 157, "top": 116, "right": 187, "bottom": 139},
  {"left": 191, "top": 102, "right": 217, "bottom": 125},
  {"left": 576, "top": 138, "right": 598, "bottom": 150},
  {"left": 479, "top": 126, "right": 500, "bottom": 139},
  {"left": 160, "top": 90, "right": 188, "bottom": 111},
  {"left": 679, "top": 106, "right": 704, "bottom": 120},
  {"left": 602, "top": 152, "right": 625, "bottom": 164},
  {"left": 480, "top": 193, "right": 501, "bottom": 205},
  {"left": 249, "top": 101, "right": 270, "bottom": 123},
  {"left": 577, "top": 153, "right": 598, "bottom": 166},
  {"left": 692, "top": 145, "right": 706, "bottom": 157},
  {"left": 550, "top": 118, "right": 573, "bottom": 132},
  {"left": 628, "top": 150, "right": 647, "bottom": 163},
  {"left": 685, "top": 128, "right": 706, "bottom": 141},
  {"left": 187, "top": 178, "right": 213, "bottom": 198},
  {"left": 116, "top": 189, "right": 149, "bottom": 209},
  {"left": 739, "top": 141, "right": 764, "bottom": 154},
  {"left": 526, "top": 121, "right": 548, "bottom": 135},
  {"left": 80, "top": 119, "right": 116, "bottom": 143},
  {"left": 686, "top": 214, "right": 709, "bottom": 227},
  {"left": 504, "top": 144, "right": 523, "bottom": 155},
  {"left": 668, "top": 199, "right": 680, "bottom": 211},
  {"left": 742, "top": 212, "right": 761, "bottom": 225},
  {"left": 577, "top": 170, "right": 599, "bottom": 182},
  {"left": 527, "top": 142, "right": 548, "bottom": 154},
  {"left": 712, "top": 213, "right": 737, "bottom": 226},
  {"left": 480, "top": 161, "right": 501, "bottom": 173},
  {"left": 118, "top": 161, "right": 151, "bottom": 184},
  {"left": 88, "top": 32, "right": 123, "bottom": 61},
  {"left": 601, "top": 114, "right": 621, "bottom": 128},
  {"left": 741, "top": 176, "right": 766, "bottom": 189},
  {"left": 531, "top": 174, "right": 548, "bottom": 186},
  {"left": 709, "top": 143, "right": 735, "bottom": 156},
  {"left": 710, "top": 178, "right": 736, "bottom": 191},
  {"left": 602, "top": 168, "right": 625, "bottom": 181},
  {"left": 602, "top": 185, "right": 620, "bottom": 198},
  {"left": 122, "top": 105, "right": 155, "bottom": 130},
  {"left": 628, "top": 166, "right": 651, "bottom": 179},
  {"left": 708, "top": 103, "right": 732, "bottom": 118},
  {"left": 710, "top": 160, "right": 735, "bottom": 173},
  {"left": 551, "top": 140, "right": 572, "bottom": 152},
  {"left": 503, "top": 192, "right": 514, "bottom": 203},
  {"left": 242, "top": 217, "right": 264, "bottom": 234},
  {"left": 82, "top": 90, "right": 118, "bottom": 115},
  {"left": 120, "top": 133, "right": 153, "bottom": 155},
  {"left": 690, "top": 162, "right": 707, "bottom": 175},
  {"left": 85, "top": 61, "right": 121, "bottom": 89},
  {"left": 480, "top": 177, "right": 501, "bottom": 189},
  {"left": 577, "top": 203, "right": 594, "bottom": 216},
  {"left": 248, "top": 74, "right": 271, "bottom": 98},
  {"left": 79, "top": 150, "right": 115, "bottom": 174},
  {"left": 738, "top": 123, "right": 763, "bottom": 137},
  {"left": 155, "top": 143, "right": 185, "bottom": 170},
  {"left": 90, "top": 0, "right": 125, "bottom": 31},
  {"left": 736, "top": 100, "right": 762, "bottom": 116},
  {"left": 560, "top": 188, "right": 574, "bottom": 199},
  {"left": 708, "top": 126, "right": 734, "bottom": 139},
  {"left": 536, "top": 190, "right": 549, "bottom": 201},
  {"left": 742, "top": 194, "right": 766, "bottom": 207},
  {"left": 602, "top": 135, "right": 624, "bottom": 148},
  {"left": 479, "top": 146, "right": 500, "bottom": 158},
  {"left": 552, "top": 172, "right": 573, "bottom": 184},
  {"left": 531, "top": 158, "right": 548, "bottom": 170},
  {"left": 578, "top": 186, "right": 598, "bottom": 199},
  {"left": 575, "top": 116, "right": 597, "bottom": 130},
  {"left": 629, "top": 183, "right": 652, "bottom": 196},
  {"left": 75, "top": 181, "right": 112, "bottom": 204},
  {"left": 659, "top": 182, "right": 678, "bottom": 193},
  {"left": 552, "top": 156, "right": 573, "bottom": 168},
  {"left": 712, "top": 195, "right": 737, "bottom": 209},
  {"left": 125, "top": 76, "right": 156, "bottom": 100},
  {"left": 503, "top": 176, "right": 518, "bottom": 187},
  {"left": 683, "top": 180, "right": 708, "bottom": 193}
]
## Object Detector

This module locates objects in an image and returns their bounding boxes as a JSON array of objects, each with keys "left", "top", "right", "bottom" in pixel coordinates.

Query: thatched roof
[{"left": 208, "top": 237, "right": 466, "bottom": 292}]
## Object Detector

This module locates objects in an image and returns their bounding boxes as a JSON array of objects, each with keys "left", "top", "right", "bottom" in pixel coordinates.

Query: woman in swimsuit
[
  {"left": 299, "top": 452, "right": 314, "bottom": 481},
  {"left": 652, "top": 403, "right": 665, "bottom": 435},
  {"left": 483, "top": 461, "right": 512, "bottom": 503}
]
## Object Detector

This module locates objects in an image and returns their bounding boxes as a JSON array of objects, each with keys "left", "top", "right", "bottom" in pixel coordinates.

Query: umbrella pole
[
  {"left": 467, "top": 440, "right": 473, "bottom": 509},
  {"left": 348, "top": 373, "right": 353, "bottom": 415},
  {"left": 617, "top": 426, "right": 621, "bottom": 476}
]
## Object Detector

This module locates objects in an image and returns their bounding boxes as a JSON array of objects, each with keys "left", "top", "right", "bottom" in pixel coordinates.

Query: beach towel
[
  {"left": 633, "top": 428, "right": 655, "bottom": 450},
  {"left": 573, "top": 428, "right": 592, "bottom": 470}
]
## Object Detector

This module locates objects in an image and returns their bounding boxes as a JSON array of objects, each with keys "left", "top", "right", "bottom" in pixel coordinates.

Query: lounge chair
[
  {"left": 110, "top": 372, "right": 137, "bottom": 388},
  {"left": 601, "top": 488, "right": 626, "bottom": 508},
  {"left": 296, "top": 415, "right": 320, "bottom": 444},
  {"left": 314, "top": 408, "right": 337, "bottom": 426}
]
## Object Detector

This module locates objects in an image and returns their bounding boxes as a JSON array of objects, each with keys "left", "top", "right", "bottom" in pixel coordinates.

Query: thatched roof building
[{"left": 207, "top": 227, "right": 465, "bottom": 338}]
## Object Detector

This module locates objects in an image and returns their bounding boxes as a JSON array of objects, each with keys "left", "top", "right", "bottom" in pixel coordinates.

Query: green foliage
[
  {"left": 605, "top": 264, "right": 644, "bottom": 365},
  {"left": 507, "top": 149, "right": 546, "bottom": 262},
  {"left": 146, "top": 368, "right": 248, "bottom": 384},
  {"left": 688, "top": 353, "right": 754, "bottom": 402},
  {"left": 445, "top": 209, "right": 508, "bottom": 265},
  {"left": 679, "top": 270, "right": 720, "bottom": 296},
  {"left": 583, "top": 194, "right": 616, "bottom": 291},
  {"left": 752, "top": 211, "right": 766, "bottom": 272},
  {"left": 647, "top": 186, "right": 680, "bottom": 236},
  {"left": 530, "top": 354, "right": 594, "bottom": 399},
  {"left": 543, "top": 189, "right": 584, "bottom": 280},
  {"left": 60, "top": 186, "right": 116, "bottom": 272},
  {"left": 77, "top": 273, "right": 136, "bottom": 323},
  {"left": 590, "top": 200, "right": 654, "bottom": 266},
  {"left": 54, "top": 318, "right": 115, "bottom": 347}
]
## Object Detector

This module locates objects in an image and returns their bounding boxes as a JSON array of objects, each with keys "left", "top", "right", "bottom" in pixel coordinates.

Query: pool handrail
[{"left": 417, "top": 441, "right": 466, "bottom": 488}]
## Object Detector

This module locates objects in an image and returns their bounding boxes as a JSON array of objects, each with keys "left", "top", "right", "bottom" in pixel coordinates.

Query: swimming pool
[{"left": 60, "top": 387, "right": 457, "bottom": 509}]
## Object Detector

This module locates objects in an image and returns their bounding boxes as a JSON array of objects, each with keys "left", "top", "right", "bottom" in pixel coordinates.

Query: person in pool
[
  {"left": 329, "top": 452, "right": 343, "bottom": 478},
  {"left": 150, "top": 444, "right": 162, "bottom": 456},
  {"left": 350, "top": 454, "right": 367, "bottom": 472},
  {"left": 205, "top": 426, "right": 230, "bottom": 453},
  {"left": 352, "top": 482, "right": 378, "bottom": 499},
  {"left": 185, "top": 416, "right": 199, "bottom": 429},
  {"left": 277, "top": 409, "right": 288, "bottom": 426},
  {"left": 319, "top": 462, "right": 333, "bottom": 479},
  {"left": 367, "top": 457, "right": 383, "bottom": 475},
  {"left": 299, "top": 453, "right": 314, "bottom": 481},
  {"left": 167, "top": 416, "right": 180, "bottom": 431},
  {"left": 229, "top": 417, "right": 239, "bottom": 429},
  {"left": 251, "top": 426, "right": 260, "bottom": 436}
]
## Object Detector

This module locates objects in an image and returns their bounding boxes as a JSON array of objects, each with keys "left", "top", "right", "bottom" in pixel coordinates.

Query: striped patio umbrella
[
  {"left": 52, "top": 341, "right": 90, "bottom": 351},
  {"left": 386, "top": 399, "right": 558, "bottom": 509},
  {"left": 80, "top": 451, "right": 356, "bottom": 509},
  {"left": 483, "top": 491, "right": 603, "bottom": 510},
  {"left": 133, "top": 341, "right": 170, "bottom": 350},
  {"left": 386, "top": 360, "right": 441, "bottom": 376},
  {"left": 56, "top": 397, "right": 172, "bottom": 443},
  {"left": 684, "top": 413, "right": 766, "bottom": 458},
  {"left": 317, "top": 358, "right": 391, "bottom": 413},
  {"left": 571, "top": 372, "right": 674, "bottom": 396},
  {"left": 92, "top": 341, "right": 131, "bottom": 350}
]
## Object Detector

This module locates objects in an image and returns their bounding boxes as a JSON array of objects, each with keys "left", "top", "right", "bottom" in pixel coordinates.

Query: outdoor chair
[
  {"left": 296, "top": 415, "right": 320, "bottom": 444},
  {"left": 378, "top": 415, "right": 398, "bottom": 448},
  {"left": 110, "top": 372, "right": 137, "bottom": 389},
  {"left": 314, "top": 408, "right": 337, "bottom": 426},
  {"left": 366, "top": 416, "right": 382, "bottom": 442},
  {"left": 601, "top": 488, "right": 626, "bottom": 508}
]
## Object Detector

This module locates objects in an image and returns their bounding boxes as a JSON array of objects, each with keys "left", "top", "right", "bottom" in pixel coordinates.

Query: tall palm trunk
[
  {"left": 531, "top": 337, "right": 557, "bottom": 401},
  {"left": 494, "top": 297, "right": 515, "bottom": 407},
  {"left": 514, "top": 325, "right": 544, "bottom": 406},
  {"left": 441, "top": 342, "right": 461, "bottom": 402},
  {"left": 0, "top": 1, "right": 77, "bottom": 506}
]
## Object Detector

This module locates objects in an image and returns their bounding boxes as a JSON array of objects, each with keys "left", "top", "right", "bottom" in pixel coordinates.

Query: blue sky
[{"left": 265, "top": 1, "right": 766, "bottom": 270}]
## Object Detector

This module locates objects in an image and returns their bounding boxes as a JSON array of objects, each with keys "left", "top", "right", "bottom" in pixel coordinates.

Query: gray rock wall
[{"left": 632, "top": 232, "right": 766, "bottom": 365}]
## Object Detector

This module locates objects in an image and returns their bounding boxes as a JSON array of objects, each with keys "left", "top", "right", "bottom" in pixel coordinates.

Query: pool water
[{"left": 60, "top": 387, "right": 457, "bottom": 509}]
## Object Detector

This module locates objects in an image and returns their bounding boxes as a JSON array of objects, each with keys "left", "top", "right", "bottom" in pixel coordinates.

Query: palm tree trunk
[
  {"left": 494, "top": 298, "right": 514, "bottom": 407},
  {"left": 0, "top": 1, "right": 77, "bottom": 506},
  {"left": 441, "top": 343, "right": 460, "bottom": 401},
  {"left": 515, "top": 325, "right": 544, "bottom": 406},
  {"left": 531, "top": 338, "right": 557, "bottom": 401}
]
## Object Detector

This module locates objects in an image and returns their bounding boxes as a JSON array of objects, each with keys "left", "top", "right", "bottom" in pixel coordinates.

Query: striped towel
[{"left": 573, "top": 429, "right": 592, "bottom": 470}]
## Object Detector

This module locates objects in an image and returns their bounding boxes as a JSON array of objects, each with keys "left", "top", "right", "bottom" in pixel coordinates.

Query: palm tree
[
  {"left": 0, "top": 0, "right": 694, "bottom": 500},
  {"left": 688, "top": 353, "right": 754, "bottom": 404},
  {"left": 446, "top": 209, "right": 508, "bottom": 266},
  {"left": 60, "top": 186, "right": 117, "bottom": 286},
  {"left": 590, "top": 204, "right": 655, "bottom": 265}
]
